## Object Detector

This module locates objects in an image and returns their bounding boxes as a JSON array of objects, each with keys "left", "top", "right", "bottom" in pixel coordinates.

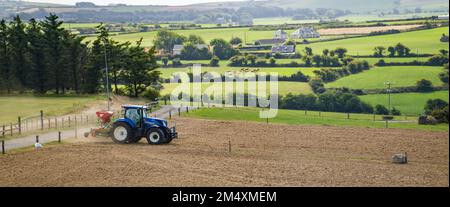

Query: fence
[{"left": 0, "top": 110, "right": 122, "bottom": 139}]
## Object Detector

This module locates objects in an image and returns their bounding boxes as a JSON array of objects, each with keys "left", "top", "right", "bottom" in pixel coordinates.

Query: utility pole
[
  {"left": 104, "top": 40, "right": 111, "bottom": 111},
  {"left": 384, "top": 82, "right": 394, "bottom": 111}
]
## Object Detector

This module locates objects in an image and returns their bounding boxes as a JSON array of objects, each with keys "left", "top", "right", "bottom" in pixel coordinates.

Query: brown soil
[
  {"left": 318, "top": 25, "right": 422, "bottom": 35},
  {"left": 0, "top": 118, "right": 448, "bottom": 187}
]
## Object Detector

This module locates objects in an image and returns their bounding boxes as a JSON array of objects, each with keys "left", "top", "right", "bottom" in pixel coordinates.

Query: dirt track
[{"left": 0, "top": 118, "right": 448, "bottom": 187}]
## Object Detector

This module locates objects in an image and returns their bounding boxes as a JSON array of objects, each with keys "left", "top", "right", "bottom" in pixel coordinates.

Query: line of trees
[{"left": 0, "top": 14, "right": 160, "bottom": 97}]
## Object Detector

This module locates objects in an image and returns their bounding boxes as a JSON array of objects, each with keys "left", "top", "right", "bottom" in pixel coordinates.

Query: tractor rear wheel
[
  {"left": 111, "top": 122, "right": 132, "bottom": 144},
  {"left": 146, "top": 128, "right": 167, "bottom": 145}
]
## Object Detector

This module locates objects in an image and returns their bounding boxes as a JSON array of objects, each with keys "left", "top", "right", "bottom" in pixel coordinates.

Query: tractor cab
[{"left": 110, "top": 105, "right": 177, "bottom": 144}]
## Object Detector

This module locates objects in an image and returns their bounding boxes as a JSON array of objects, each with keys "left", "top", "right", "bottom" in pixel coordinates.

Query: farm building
[
  {"left": 255, "top": 39, "right": 286, "bottom": 45},
  {"left": 274, "top": 29, "right": 288, "bottom": 40},
  {"left": 271, "top": 45, "right": 295, "bottom": 54},
  {"left": 172, "top": 44, "right": 209, "bottom": 55},
  {"left": 291, "top": 27, "right": 320, "bottom": 39}
]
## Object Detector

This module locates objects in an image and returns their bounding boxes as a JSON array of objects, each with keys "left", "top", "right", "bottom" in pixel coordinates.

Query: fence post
[
  {"left": 18, "top": 116, "right": 21, "bottom": 135},
  {"left": 2, "top": 125, "right": 5, "bottom": 137},
  {"left": 169, "top": 110, "right": 172, "bottom": 120},
  {"left": 55, "top": 118, "right": 58, "bottom": 129},
  {"left": 373, "top": 113, "right": 376, "bottom": 122},
  {"left": 305, "top": 110, "right": 307, "bottom": 115},
  {"left": 86, "top": 115, "right": 89, "bottom": 124},
  {"left": 36, "top": 135, "right": 39, "bottom": 143},
  {"left": 347, "top": 113, "right": 350, "bottom": 119},
  {"left": 75, "top": 116, "right": 78, "bottom": 138},
  {"left": 178, "top": 107, "right": 181, "bottom": 116},
  {"left": 62, "top": 118, "right": 64, "bottom": 128},
  {"left": 10, "top": 123, "right": 13, "bottom": 136},
  {"left": 68, "top": 117, "right": 71, "bottom": 128},
  {"left": 2, "top": 140, "right": 4, "bottom": 154},
  {"left": 186, "top": 106, "right": 189, "bottom": 113},
  {"left": 58, "top": 131, "right": 61, "bottom": 143},
  {"left": 40, "top": 110, "right": 44, "bottom": 130},
  {"left": 319, "top": 111, "right": 321, "bottom": 117},
  {"left": 48, "top": 118, "right": 51, "bottom": 129}
]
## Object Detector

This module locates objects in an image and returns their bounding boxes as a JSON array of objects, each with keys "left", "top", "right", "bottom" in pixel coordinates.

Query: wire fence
[{"left": 0, "top": 110, "right": 122, "bottom": 140}]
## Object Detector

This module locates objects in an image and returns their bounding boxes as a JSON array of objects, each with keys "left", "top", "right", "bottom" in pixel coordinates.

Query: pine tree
[
  {"left": 27, "top": 18, "right": 47, "bottom": 93},
  {"left": 0, "top": 19, "right": 11, "bottom": 93},
  {"left": 41, "top": 14, "right": 65, "bottom": 94},
  {"left": 8, "top": 16, "right": 29, "bottom": 91}
]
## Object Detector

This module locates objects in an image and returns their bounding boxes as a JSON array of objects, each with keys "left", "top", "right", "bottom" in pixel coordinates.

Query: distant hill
[{"left": 1, "top": 0, "right": 448, "bottom": 22}]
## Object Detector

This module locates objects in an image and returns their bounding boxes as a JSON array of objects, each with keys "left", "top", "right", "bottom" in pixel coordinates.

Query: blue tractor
[{"left": 110, "top": 105, "right": 177, "bottom": 144}]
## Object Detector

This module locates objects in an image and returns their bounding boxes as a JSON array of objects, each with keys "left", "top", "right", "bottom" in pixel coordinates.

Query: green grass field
[
  {"left": 0, "top": 95, "right": 100, "bottom": 124},
  {"left": 297, "top": 27, "right": 449, "bottom": 55},
  {"left": 161, "top": 81, "right": 312, "bottom": 96},
  {"left": 185, "top": 107, "right": 448, "bottom": 132},
  {"left": 325, "top": 66, "right": 444, "bottom": 90},
  {"left": 359, "top": 91, "right": 449, "bottom": 115},
  {"left": 157, "top": 66, "right": 322, "bottom": 79}
]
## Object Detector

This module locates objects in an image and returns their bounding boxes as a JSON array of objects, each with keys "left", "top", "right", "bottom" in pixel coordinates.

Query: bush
[
  {"left": 210, "top": 56, "right": 220, "bottom": 67},
  {"left": 431, "top": 106, "right": 449, "bottom": 123},
  {"left": 269, "top": 57, "right": 276, "bottom": 66},
  {"left": 142, "top": 87, "right": 160, "bottom": 101},
  {"left": 172, "top": 58, "right": 182, "bottom": 66},
  {"left": 424, "top": 99, "right": 449, "bottom": 115},
  {"left": 161, "top": 57, "right": 169, "bottom": 66},
  {"left": 391, "top": 107, "right": 401, "bottom": 116},
  {"left": 416, "top": 79, "right": 433, "bottom": 92},
  {"left": 375, "top": 104, "right": 389, "bottom": 115},
  {"left": 309, "top": 78, "right": 326, "bottom": 94},
  {"left": 280, "top": 92, "right": 374, "bottom": 114},
  {"left": 426, "top": 54, "right": 449, "bottom": 66}
]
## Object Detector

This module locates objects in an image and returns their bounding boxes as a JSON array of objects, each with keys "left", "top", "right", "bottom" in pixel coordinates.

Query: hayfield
[
  {"left": 185, "top": 107, "right": 448, "bottom": 131},
  {"left": 325, "top": 66, "right": 444, "bottom": 90},
  {"left": 161, "top": 81, "right": 312, "bottom": 96},
  {"left": 157, "top": 66, "right": 321, "bottom": 79},
  {"left": 0, "top": 95, "right": 100, "bottom": 124},
  {"left": 359, "top": 91, "right": 450, "bottom": 115},
  {"left": 297, "top": 27, "right": 449, "bottom": 55}
]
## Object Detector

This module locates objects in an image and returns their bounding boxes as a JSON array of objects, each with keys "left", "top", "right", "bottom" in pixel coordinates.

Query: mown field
[
  {"left": 157, "top": 66, "right": 322, "bottom": 79},
  {"left": 297, "top": 27, "right": 449, "bottom": 55},
  {"left": 185, "top": 107, "right": 449, "bottom": 131},
  {"left": 360, "top": 91, "right": 449, "bottom": 115},
  {"left": 0, "top": 95, "right": 100, "bottom": 124},
  {"left": 325, "top": 66, "right": 444, "bottom": 90},
  {"left": 161, "top": 81, "right": 312, "bottom": 96}
]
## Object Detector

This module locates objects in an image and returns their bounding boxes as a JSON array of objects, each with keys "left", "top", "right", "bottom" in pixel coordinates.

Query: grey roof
[
  {"left": 256, "top": 38, "right": 286, "bottom": 45},
  {"left": 271, "top": 45, "right": 295, "bottom": 53}
]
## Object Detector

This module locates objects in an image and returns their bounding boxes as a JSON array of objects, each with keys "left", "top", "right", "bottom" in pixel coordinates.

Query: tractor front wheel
[
  {"left": 146, "top": 128, "right": 167, "bottom": 145},
  {"left": 111, "top": 122, "right": 132, "bottom": 144}
]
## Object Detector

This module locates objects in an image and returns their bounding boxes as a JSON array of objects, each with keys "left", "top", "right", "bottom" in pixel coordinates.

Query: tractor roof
[{"left": 121, "top": 105, "right": 148, "bottom": 109}]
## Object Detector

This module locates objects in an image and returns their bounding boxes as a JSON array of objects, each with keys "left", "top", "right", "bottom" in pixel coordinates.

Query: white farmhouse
[
  {"left": 291, "top": 27, "right": 320, "bottom": 39},
  {"left": 274, "top": 29, "right": 288, "bottom": 40}
]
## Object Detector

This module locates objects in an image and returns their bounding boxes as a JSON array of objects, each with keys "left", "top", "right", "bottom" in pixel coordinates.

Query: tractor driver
[{"left": 126, "top": 108, "right": 141, "bottom": 124}]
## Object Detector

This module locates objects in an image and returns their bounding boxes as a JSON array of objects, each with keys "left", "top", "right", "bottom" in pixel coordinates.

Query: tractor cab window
[{"left": 125, "top": 108, "right": 142, "bottom": 124}]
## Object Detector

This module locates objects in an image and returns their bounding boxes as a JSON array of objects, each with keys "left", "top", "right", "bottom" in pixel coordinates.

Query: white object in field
[
  {"left": 34, "top": 142, "right": 43, "bottom": 151},
  {"left": 392, "top": 153, "right": 408, "bottom": 164}
]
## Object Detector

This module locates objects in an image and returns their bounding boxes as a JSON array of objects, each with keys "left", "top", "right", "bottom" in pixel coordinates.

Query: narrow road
[{"left": 1, "top": 105, "right": 197, "bottom": 152}]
